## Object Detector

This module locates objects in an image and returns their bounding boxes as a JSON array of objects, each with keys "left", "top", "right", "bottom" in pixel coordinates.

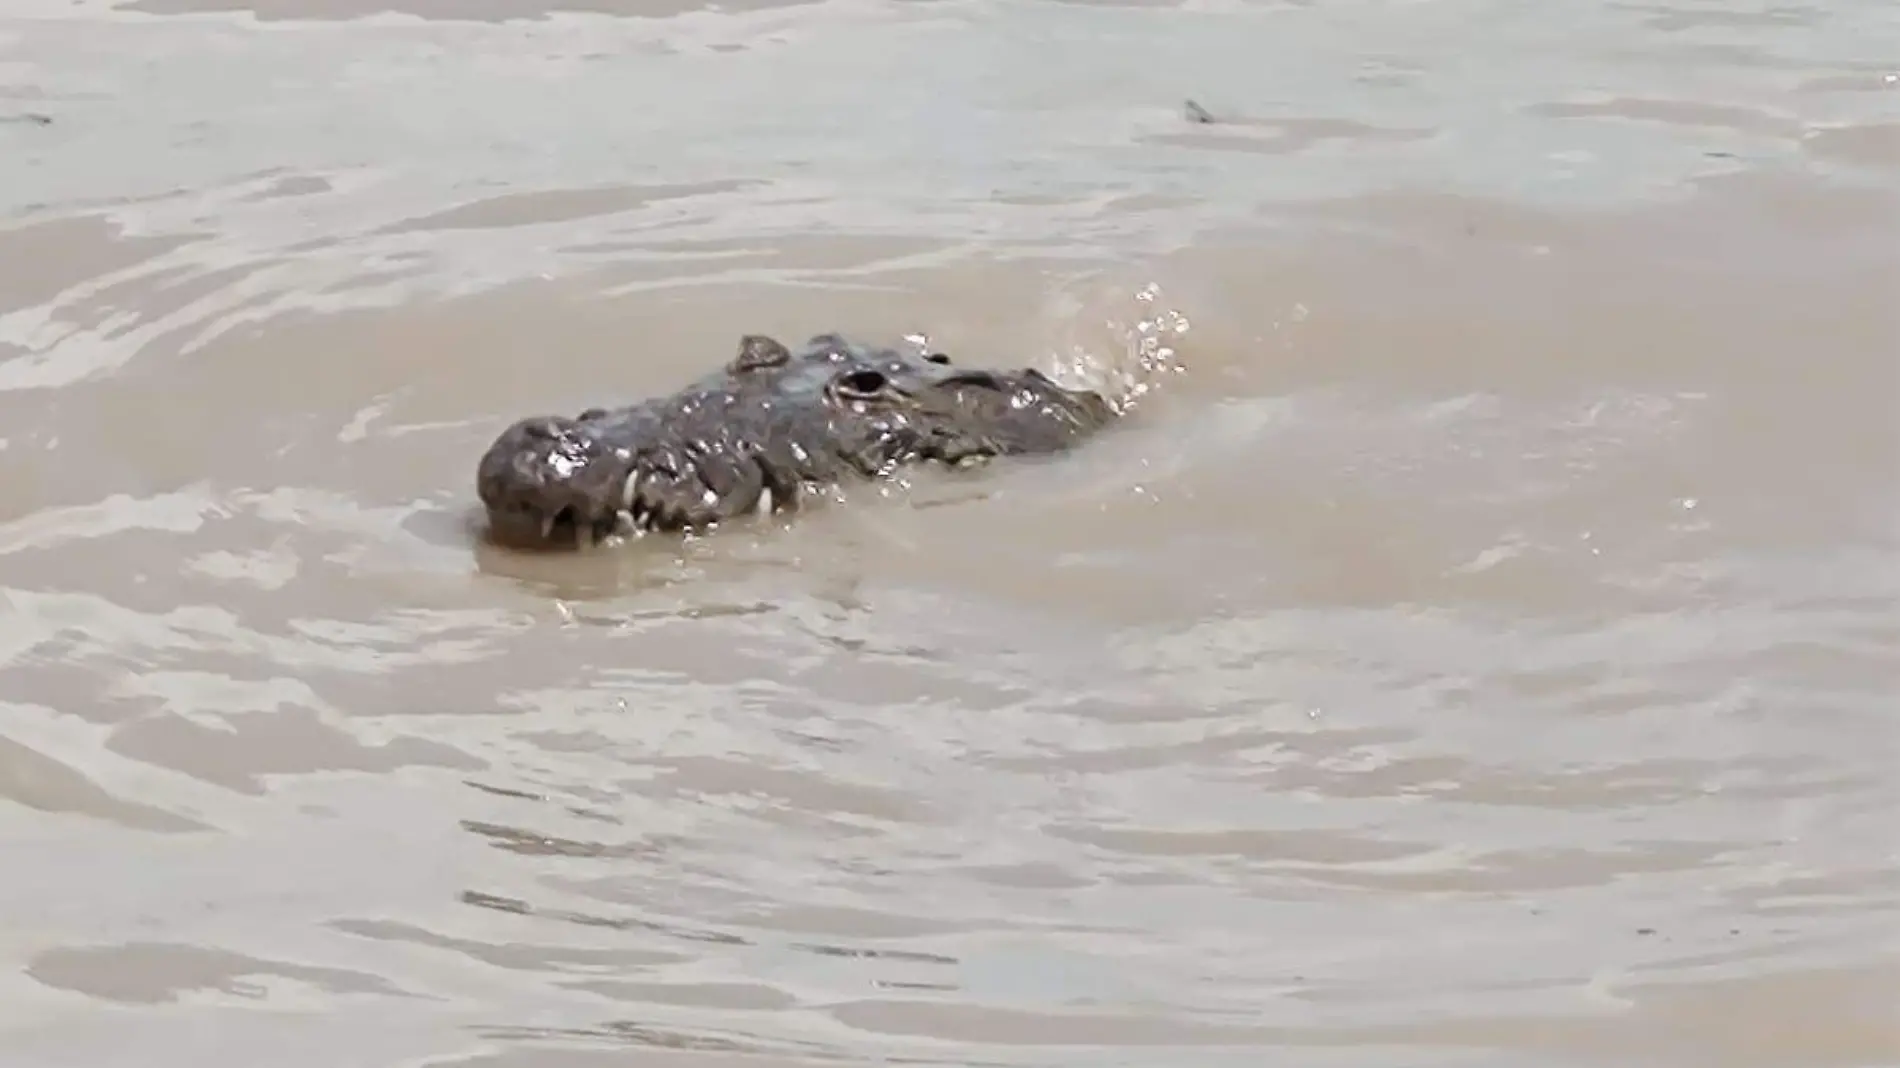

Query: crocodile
[{"left": 475, "top": 332, "right": 1119, "bottom": 549}]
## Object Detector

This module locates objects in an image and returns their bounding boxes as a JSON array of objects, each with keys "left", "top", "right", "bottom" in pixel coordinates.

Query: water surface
[{"left": 2, "top": 1, "right": 1897, "bottom": 1065}]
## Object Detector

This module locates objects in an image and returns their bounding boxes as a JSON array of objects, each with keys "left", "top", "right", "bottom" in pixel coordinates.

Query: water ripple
[{"left": 1, "top": 1, "right": 1896, "bottom": 1065}]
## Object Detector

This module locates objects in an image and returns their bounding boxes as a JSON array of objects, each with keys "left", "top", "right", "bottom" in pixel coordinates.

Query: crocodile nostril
[{"left": 522, "top": 417, "right": 575, "bottom": 442}]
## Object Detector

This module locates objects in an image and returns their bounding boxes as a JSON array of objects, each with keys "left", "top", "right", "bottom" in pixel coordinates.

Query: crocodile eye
[
  {"left": 832, "top": 368, "right": 890, "bottom": 399},
  {"left": 924, "top": 352, "right": 951, "bottom": 365}
]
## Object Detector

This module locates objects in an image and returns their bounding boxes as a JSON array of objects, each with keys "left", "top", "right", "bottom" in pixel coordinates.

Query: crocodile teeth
[
  {"left": 621, "top": 468, "right": 645, "bottom": 511},
  {"left": 540, "top": 514, "right": 558, "bottom": 541},
  {"left": 756, "top": 487, "right": 775, "bottom": 516}
]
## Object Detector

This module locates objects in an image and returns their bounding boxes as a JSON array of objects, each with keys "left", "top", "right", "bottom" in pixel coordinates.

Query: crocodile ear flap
[{"left": 731, "top": 334, "right": 791, "bottom": 372}]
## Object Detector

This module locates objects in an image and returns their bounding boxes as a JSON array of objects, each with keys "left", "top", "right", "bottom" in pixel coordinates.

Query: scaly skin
[{"left": 475, "top": 332, "right": 1118, "bottom": 549}]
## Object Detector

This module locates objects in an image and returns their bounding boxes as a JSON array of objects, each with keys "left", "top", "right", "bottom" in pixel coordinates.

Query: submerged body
[{"left": 476, "top": 332, "right": 1119, "bottom": 549}]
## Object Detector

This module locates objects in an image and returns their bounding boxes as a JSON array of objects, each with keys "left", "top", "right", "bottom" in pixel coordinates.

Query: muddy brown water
[{"left": 2, "top": 1, "right": 1898, "bottom": 1065}]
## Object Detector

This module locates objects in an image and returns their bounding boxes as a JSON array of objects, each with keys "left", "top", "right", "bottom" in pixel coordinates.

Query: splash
[
  {"left": 1039, "top": 281, "right": 1192, "bottom": 415},
  {"left": 897, "top": 279, "right": 1190, "bottom": 414}
]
